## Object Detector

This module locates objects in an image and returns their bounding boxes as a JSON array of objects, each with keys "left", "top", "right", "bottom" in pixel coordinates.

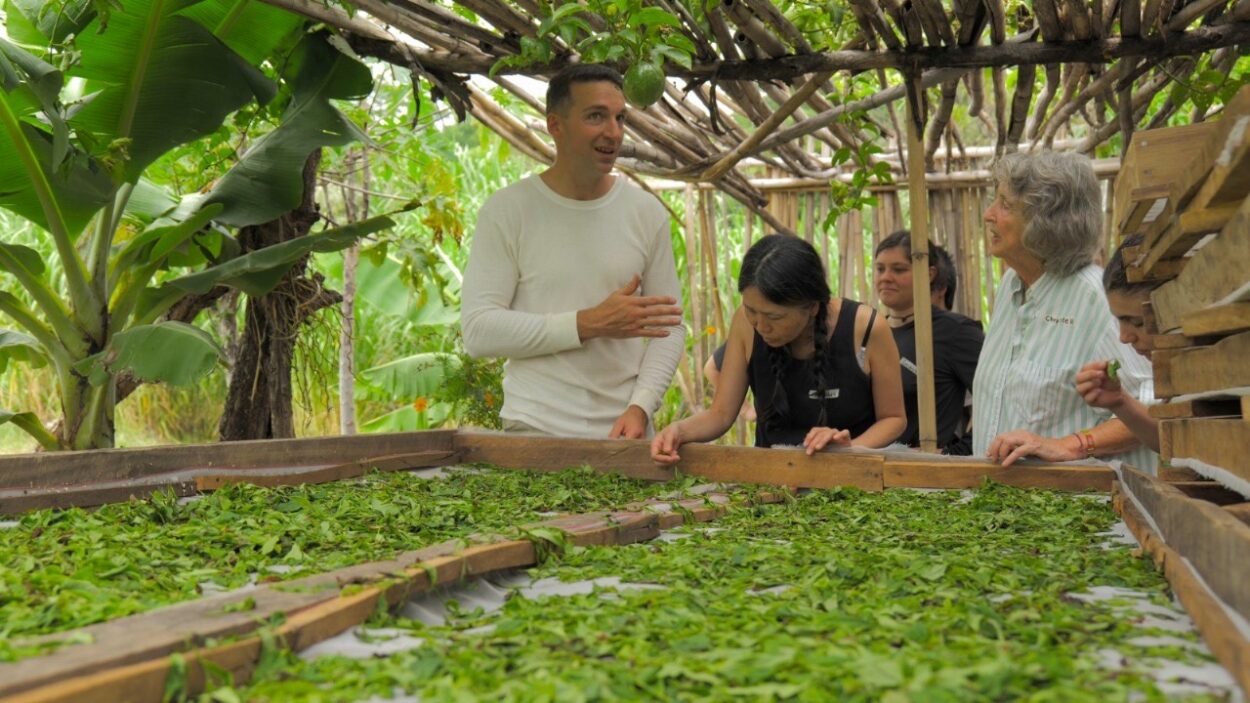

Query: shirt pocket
[{"left": 1009, "top": 361, "right": 1074, "bottom": 426}]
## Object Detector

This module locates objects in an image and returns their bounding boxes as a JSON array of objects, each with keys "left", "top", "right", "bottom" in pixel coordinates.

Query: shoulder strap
[{"left": 860, "top": 307, "right": 877, "bottom": 349}]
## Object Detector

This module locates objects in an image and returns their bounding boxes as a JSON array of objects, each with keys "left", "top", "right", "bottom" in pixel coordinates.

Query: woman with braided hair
[{"left": 652, "top": 234, "right": 906, "bottom": 464}]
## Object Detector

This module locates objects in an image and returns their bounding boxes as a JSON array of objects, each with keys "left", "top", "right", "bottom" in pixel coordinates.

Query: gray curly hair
[{"left": 991, "top": 151, "right": 1102, "bottom": 277}]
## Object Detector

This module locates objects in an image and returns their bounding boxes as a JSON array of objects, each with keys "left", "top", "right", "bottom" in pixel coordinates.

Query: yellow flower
[
  {"left": 412, "top": 397, "right": 429, "bottom": 412},
  {"left": 705, "top": 326, "right": 717, "bottom": 337},
  {"left": 483, "top": 392, "right": 495, "bottom": 408}
]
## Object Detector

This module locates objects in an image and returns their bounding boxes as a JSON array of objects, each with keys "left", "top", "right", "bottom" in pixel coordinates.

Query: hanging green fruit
[{"left": 623, "top": 62, "right": 666, "bottom": 108}]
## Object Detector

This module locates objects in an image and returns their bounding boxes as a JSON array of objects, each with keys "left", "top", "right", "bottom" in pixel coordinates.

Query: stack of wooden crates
[{"left": 1113, "top": 83, "right": 1250, "bottom": 513}]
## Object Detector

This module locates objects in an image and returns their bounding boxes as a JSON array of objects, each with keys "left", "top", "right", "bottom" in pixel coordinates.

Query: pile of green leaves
[
  {"left": 228, "top": 485, "right": 1220, "bottom": 702},
  {"left": 0, "top": 467, "right": 702, "bottom": 653}
]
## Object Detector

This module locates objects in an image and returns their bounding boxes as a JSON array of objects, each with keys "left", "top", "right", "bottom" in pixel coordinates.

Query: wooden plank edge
[
  {"left": 883, "top": 461, "right": 1114, "bottom": 492},
  {"left": 0, "top": 451, "right": 464, "bottom": 517},
  {"left": 0, "top": 430, "right": 460, "bottom": 490},
  {"left": 1225, "top": 503, "right": 1250, "bottom": 529},
  {"left": 1165, "top": 480, "right": 1250, "bottom": 506},
  {"left": 194, "top": 450, "right": 463, "bottom": 490},
  {"left": 1112, "top": 483, "right": 1250, "bottom": 697},
  {"left": 453, "top": 432, "right": 886, "bottom": 491},
  {"left": 1120, "top": 467, "right": 1250, "bottom": 620}
]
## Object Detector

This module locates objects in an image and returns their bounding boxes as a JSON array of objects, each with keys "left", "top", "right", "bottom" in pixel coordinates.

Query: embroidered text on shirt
[
  {"left": 807, "top": 388, "right": 841, "bottom": 400},
  {"left": 1043, "top": 314, "right": 1075, "bottom": 326}
]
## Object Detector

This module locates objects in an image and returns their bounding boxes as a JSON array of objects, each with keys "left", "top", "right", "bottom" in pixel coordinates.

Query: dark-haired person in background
[
  {"left": 929, "top": 244, "right": 957, "bottom": 311},
  {"left": 652, "top": 234, "right": 905, "bottom": 464},
  {"left": 873, "top": 231, "right": 983, "bottom": 454},
  {"left": 461, "top": 64, "right": 685, "bottom": 438},
  {"left": 1074, "top": 234, "right": 1161, "bottom": 452}
]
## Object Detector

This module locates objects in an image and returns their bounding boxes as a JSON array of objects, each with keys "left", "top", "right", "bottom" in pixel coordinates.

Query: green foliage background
[{"left": 1, "top": 1, "right": 1247, "bottom": 451}]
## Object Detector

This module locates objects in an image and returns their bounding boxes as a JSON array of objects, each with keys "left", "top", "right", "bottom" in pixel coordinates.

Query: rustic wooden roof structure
[{"left": 260, "top": 0, "right": 1250, "bottom": 229}]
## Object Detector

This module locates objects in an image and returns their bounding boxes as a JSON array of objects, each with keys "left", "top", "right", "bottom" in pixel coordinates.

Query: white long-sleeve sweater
[{"left": 460, "top": 175, "right": 686, "bottom": 437}]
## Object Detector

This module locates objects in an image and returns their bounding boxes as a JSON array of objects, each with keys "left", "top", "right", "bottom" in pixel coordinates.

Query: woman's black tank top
[{"left": 748, "top": 299, "right": 877, "bottom": 447}]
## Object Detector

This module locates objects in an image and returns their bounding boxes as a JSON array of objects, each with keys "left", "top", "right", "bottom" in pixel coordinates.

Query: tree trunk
[{"left": 218, "top": 151, "right": 341, "bottom": 441}]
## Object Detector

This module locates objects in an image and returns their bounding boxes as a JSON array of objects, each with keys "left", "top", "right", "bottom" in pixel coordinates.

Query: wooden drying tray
[
  {"left": 0, "top": 488, "right": 786, "bottom": 703},
  {"left": 1, "top": 430, "right": 1116, "bottom": 516},
  {"left": 1114, "top": 467, "right": 1250, "bottom": 695}
]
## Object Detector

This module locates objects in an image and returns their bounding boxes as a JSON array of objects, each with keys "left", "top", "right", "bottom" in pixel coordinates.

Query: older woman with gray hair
[{"left": 974, "top": 151, "right": 1156, "bottom": 472}]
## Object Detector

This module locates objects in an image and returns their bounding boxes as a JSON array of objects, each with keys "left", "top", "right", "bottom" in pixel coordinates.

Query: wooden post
[{"left": 906, "top": 74, "right": 940, "bottom": 453}]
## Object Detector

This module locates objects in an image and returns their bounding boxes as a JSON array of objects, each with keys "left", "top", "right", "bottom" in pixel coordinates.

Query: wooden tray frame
[{"left": 1, "top": 431, "right": 1243, "bottom": 701}]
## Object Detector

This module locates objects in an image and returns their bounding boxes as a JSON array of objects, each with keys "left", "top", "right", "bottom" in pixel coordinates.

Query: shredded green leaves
[
  {"left": 224, "top": 485, "right": 1218, "bottom": 702},
  {"left": 0, "top": 466, "right": 701, "bottom": 657}
]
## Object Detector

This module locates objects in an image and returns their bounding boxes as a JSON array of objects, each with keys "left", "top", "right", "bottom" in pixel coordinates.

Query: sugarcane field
[{"left": 1, "top": 0, "right": 1249, "bottom": 701}]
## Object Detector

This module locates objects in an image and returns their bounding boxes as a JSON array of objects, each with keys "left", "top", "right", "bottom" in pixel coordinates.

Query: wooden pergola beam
[{"left": 342, "top": 22, "right": 1250, "bottom": 78}]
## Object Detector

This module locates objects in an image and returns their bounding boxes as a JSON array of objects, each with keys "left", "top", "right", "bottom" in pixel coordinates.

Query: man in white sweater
[{"left": 460, "top": 64, "right": 686, "bottom": 438}]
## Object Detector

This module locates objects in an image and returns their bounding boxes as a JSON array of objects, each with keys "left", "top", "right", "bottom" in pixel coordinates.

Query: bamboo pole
[
  {"left": 804, "top": 194, "right": 816, "bottom": 245},
  {"left": 699, "top": 191, "right": 728, "bottom": 337},
  {"left": 684, "top": 186, "right": 704, "bottom": 407},
  {"left": 819, "top": 193, "right": 832, "bottom": 276},
  {"left": 906, "top": 74, "right": 939, "bottom": 453},
  {"left": 852, "top": 210, "right": 869, "bottom": 303}
]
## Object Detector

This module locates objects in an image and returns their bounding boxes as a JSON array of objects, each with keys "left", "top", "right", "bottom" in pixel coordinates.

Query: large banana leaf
[
  {"left": 206, "top": 32, "right": 371, "bottom": 227},
  {"left": 0, "top": 242, "right": 46, "bottom": 275},
  {"left": 356, "top": 256, "right": 458, "bottom": 326},
  {"left": 69, "top": 0, "right": 276, "bottom": 183},
  {"left": 0, "top": 38, "right": 69, "bottom": 168},
  {"left": 361, "top": 401, "right": 451, "bottom": 433},
  {"left": 3, "top": 0, "right": 94, "bottom": 44},
  {"left": 359, "top": 352, "right": 461, "bottom": 400},
  {"left": 112, "top": 203, "right": 222, "bottom": 274},
  {"left": 0, "top": 41, "right": 114, "bottom": 234},
  {"left": 74, "top": 320, "right": 222, "bottom": 386},
  {"left": 180, "top": 0, "right": 304, "bottom": 66},
  {"left": 315, "top": 250, "right": 459, "bottom": 327},
  {"left": 160, "top": 212, "right": 396, "bottom": 298},
  {"left": 0, "top": 328, "right": 48, "bottom": 371}
]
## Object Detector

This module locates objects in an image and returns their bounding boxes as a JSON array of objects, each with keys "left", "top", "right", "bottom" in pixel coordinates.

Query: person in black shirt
[
  {"left": 652, "top": 234, "right": 905, "bottom": 463},
  {"left": 873, "top": 230, "right": 983, "bottom": 454}
]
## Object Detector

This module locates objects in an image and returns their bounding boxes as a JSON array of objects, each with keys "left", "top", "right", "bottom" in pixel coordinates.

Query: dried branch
[
  {"left": 1033, "top": 0, "right": 1065, "bottom": 40},
  {"left": 703, "top": 71, "right": 833, "bottom": 181},
  {"left": 1025, "top": 64, "right": 1062, "bottom": 140},
  {"left": 741, "top": 0, "right": 814, "bottom": 53},
  {"left": 1007, "top": 63, "right": 1037, "bottom": 150},
  {"left": 849, "top": 0, "right": 904, "bottom": 50},
  {"left": 724, "top": 1, "right": 790, "bottom": 58},
  {"left": 1168, "top": 0, "right": 1230, "bottom": 29},
  {"left": 343, "top": 23, "right": 1250, "bottom": 77},
  {"left": 1065, "top": 0, "right": 1094, "bottom": 39},
  {"left": 1122, "top": 0, "right": 1143, "bottom": 35},
  {"left": 925, "top": 79, "right": 959, "bottom": 169},
  {"left": 993, "top": 67, "right": 1008, "bottom": 156},
  {"left": 955, "top": 0, "right": 990, "bottom": 45}
]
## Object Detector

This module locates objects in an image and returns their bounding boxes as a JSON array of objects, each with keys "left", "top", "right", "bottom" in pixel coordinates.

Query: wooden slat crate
[
  {"left": 1112, "top": 121, "right": 1218, "bottom": 239},
  {"left": 1137, "top": 85, "right": 1250, "bottom": 279},
  {"left": 1118, "top": 94, "right": 1250, "bottom": 499}
]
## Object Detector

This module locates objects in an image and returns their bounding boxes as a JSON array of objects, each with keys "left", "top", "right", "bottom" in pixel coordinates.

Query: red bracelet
[
  {"left": 1082, "top": 430, "right": 1097, "bottom": 457},
  {"left": 1071, "top": 432, "right": 1088, "bottom": 456}
]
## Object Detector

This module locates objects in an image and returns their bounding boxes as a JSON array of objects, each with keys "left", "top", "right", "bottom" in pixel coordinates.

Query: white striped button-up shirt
[{"left": 972, "top": 265, "right": 1158, "bottom": 474}]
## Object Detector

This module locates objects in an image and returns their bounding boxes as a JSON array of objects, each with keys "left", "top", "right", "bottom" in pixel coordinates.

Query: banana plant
[{"left": 0, "top": 0, "right": 393, "bottom": 450}]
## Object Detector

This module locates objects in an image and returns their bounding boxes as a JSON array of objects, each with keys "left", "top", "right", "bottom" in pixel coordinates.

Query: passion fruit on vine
[{"left": 623, "top": 62, "right": 666, "bottom": 108}]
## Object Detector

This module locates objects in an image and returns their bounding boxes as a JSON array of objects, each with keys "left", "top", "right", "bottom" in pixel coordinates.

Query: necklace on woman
[{"left": 886, "top": 311, "right": 914, "bottom": 328}]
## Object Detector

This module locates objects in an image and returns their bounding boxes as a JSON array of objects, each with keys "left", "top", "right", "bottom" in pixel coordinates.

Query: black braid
[
  {"left": 762, "top": 340, "right": 791, "bottom": 436},
  {"left": 810, "top": 307, "right": 830, "bottom": 427},
  {"left": 738, "top": 234, "right": 832, "bottom": 437}
]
